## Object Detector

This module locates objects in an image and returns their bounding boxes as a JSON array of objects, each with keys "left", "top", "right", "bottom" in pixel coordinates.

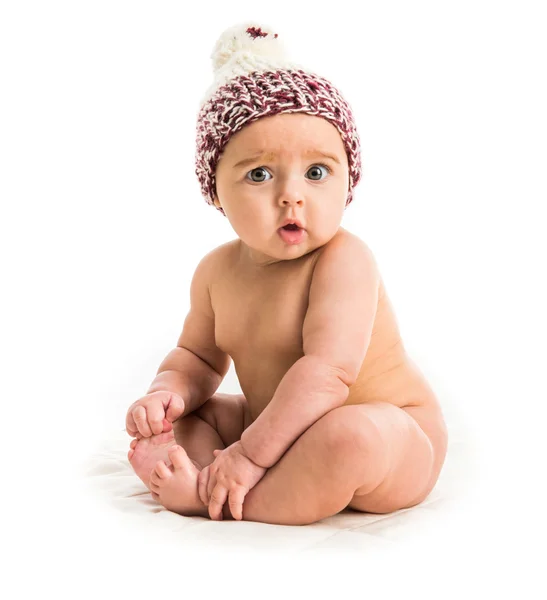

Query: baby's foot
[
  {"left": 150, "top": 445, "right": 209, "bottom": 518},
  {"left": 128, "top": 431, "right": 177, "bottom": 489}
]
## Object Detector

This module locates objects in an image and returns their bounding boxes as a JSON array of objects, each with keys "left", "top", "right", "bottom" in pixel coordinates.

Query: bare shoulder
[
  {"left": 196, "top": 239, "right": 238, "bottom": 280},
  {"left": 315, "top": 227, "right": 379, "bottom": 281}
]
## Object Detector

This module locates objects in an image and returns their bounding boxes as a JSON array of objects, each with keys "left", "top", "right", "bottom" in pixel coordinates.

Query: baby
[{"left": 126, "top": 22, "right": 448, "bottom": 525}]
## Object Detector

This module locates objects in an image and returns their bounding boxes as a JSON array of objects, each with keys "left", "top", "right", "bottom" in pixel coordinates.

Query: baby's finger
[
  {"left": 132, "top": 406, "right": 153, "bottom": 437},
  {"left": 126, "top": 409, "right": 139, "bottom": 437},
  {"left": 207, "top": 468, "right": 217, "bottom": 502},
  {"left": 209, "top": 484, "right": 227, "bottom": 521},
  {"left": 198, "top": 467, "right": 210, "bottom": 505},
  {"left": 165, "top": 393, "right": 185, "bottom": 423},
  {"left": 229, "top": 487, "right": 246, "bottom": 521},
  {"left": 145, "top": 402, "right": 166, "bottom": 435}
]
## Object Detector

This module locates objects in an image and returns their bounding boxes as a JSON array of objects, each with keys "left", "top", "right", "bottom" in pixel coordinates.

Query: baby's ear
[{"left": 213, "top": 193, "right": 222, "bottom": 209}]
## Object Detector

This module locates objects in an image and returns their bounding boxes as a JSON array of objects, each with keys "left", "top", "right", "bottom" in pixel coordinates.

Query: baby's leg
[
  {"left": 145, "top": 394, "right": 250, "bottom": 517},
  {"left": 128, "top": 393, "right": 247, "bottom": 489},
  {"left": 178, "top": 393, "right": 249, "bottom": 468},
  {"left": 231, "top": 402, "right": 442, "bottom": 525}
]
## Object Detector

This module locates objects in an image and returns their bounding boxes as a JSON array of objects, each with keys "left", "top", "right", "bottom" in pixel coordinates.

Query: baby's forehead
[
  {"left": 229, "top": 122, "right": 344, "bottom": 155},
  {"left": 213, "top": 114, "right": 348, "bottom": 175}
]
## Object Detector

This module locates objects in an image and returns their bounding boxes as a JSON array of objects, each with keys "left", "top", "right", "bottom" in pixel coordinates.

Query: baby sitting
[{"left": 126, "top": 21, "right": 448, "bottom": 525}]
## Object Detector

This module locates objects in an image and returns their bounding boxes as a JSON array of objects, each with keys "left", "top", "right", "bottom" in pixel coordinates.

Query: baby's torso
[{"left": 210, "top": 232, "right": 440, "bottom": 423}]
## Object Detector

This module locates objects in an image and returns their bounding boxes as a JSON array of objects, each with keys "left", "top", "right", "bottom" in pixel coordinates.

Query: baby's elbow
[
  {"left": 302, "top": 354, "right": 357, "bottom": 388},
  {"left": 333, "top": 365, "right": 357, "bottom": 388}
]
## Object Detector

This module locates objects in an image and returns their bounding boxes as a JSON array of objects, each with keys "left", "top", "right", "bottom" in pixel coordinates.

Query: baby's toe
[
  {"left": 127, "top": 439, "right": 138, "bottom": 460},
  {"left": 168, "top": 445, "right": 192, "bottom": 470}
]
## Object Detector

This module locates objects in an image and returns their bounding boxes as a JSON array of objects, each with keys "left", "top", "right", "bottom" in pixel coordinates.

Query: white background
[{"left": 1, "top": 0, "right": 545, "bottom": 597}]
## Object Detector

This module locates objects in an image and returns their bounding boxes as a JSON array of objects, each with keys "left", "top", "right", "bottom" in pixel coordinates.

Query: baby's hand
[
  {"left": 125, "top": 390, "right": 185, "bottom": 438},
  {"left": 198, "top": 441, "right": 267, "bottom": 521}
]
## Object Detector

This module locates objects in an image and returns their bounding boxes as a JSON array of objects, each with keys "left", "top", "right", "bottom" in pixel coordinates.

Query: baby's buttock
[
  {"left": 349, "top": 349, "right": 440, "bottom": 409},
  {"left": 339, "top": 349, "right": 446, "bottom": 501},
  {"left": 347, "top": 349, "right": 448, "bottom": 487}
]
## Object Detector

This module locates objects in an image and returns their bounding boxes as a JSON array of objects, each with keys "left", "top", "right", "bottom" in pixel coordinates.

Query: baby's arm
[
  {"left": 240, "top": 235, "right": 380, "bottom": 469},
  {"left": 126, "top": 248, "right": 230, "bottom": 436}
]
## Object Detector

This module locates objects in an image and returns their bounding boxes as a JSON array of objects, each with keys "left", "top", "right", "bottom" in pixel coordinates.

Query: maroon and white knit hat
[{"left": 195, "top": 21, "right": 362, "bottom": 216}]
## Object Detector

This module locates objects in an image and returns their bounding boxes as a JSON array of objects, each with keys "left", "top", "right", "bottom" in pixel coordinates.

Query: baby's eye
[
  {"left": 246, "top": 164, "right": 331, "bottom": 183},
  {"left": 307, "top": 164, "right": 330, "bottom": 181},
  {"left": 246, "top": 167, "right": 271, "bottom": 183}
]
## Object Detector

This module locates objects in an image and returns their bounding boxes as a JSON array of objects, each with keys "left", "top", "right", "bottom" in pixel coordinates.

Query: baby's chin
[{"left": 239, "top": 237, "right": 316, "bottom": 267}]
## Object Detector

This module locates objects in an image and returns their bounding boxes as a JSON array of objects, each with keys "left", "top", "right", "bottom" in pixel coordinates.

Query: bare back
[{"left": 210, "top": 228, "right": 440, "bottom": 422}]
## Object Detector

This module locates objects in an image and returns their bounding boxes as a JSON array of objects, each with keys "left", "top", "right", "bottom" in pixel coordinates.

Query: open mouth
[{"left": 278, "top": 223, "right": 306, "bottom": 245}]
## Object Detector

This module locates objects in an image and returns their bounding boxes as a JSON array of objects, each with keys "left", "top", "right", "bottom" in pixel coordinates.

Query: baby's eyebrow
[{"left": 232, "top": 150, "right": 341, "bottom": 169}]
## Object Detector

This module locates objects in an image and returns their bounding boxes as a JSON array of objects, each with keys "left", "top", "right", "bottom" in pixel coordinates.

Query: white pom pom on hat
[
  {"left": 210, "top": 21, "right": 290, "bottom": 72},
  {"left": 200, "top": 21, "right": 305, "bottom": 106}
]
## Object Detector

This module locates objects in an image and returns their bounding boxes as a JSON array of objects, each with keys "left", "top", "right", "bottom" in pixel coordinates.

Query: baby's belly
[{"left": 234, "top": 352, "right": 301, "bottom": 422}]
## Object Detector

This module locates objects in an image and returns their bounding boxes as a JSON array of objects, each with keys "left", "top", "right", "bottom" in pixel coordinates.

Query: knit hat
[{"left": 194, "top": 21, "right": 362, "bottom": 216}]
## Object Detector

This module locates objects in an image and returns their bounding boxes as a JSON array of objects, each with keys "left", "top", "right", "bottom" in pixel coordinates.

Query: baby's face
[{"left": 213, "top": 113, "right": 349, "bottom": 266}]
